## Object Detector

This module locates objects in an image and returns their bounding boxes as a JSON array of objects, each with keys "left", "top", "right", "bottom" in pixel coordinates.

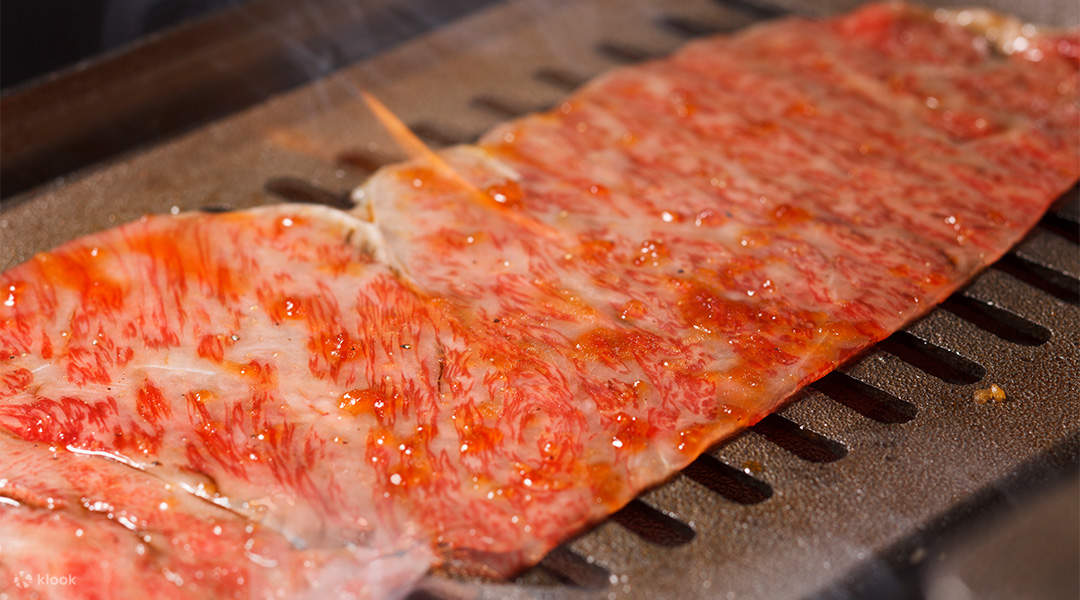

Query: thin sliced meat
[
  {"left": 1, "top": 207, "right": 436, "bottom": 598},
  {"left": 2, "top": 3, "right": 1077, "bottom": 598},
  {"left": 360, "top": 3, "right": 1077, "bottom": 571}
]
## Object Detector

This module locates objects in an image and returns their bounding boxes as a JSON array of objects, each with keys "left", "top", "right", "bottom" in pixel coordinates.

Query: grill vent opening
[
  {"left": 470, "top": 95, "right": 550, "bottom": 119},
  {"left": 993, "top": 253, "right": 1080, "bottom": 305},
  {"left": 198, "top": 205, "right": 233, "bottom": 213},
  {"left": 263, "top": 177, "right": 351, "bottom": 209},
  {"left": 470, "top": 95, "right": 528, "bottom": 118},
  {"left": 533, "top": 68, "right": 588, "bottom": 91},
  {"left": 1038, "top": 213, "right": 1080, "bottom": 245},
  {"left": 611, "top": 499, "right": 696, "bottom": 546},
  {"left": 538, "top": 547, "right": 612, "bottom": 589},
  {"left": 940, "top": 295, "right": 1052, "bottom": 346},
  {"left": 403, "top": 590, "right": 446, "bottom": 600},
  {"left": 682, "top": 454, "right": 773, "bottom": 504},
  {"left": 408, "top": 122, "right": 475, "bottom": 147},
  {"left": 657, "top": 15, "right": 725, "bottom": 37},
  {"left": 595, "top": 41, "right": 660, "bottom": 63},
  {"left": 711, "top": 0, "right": 791, "bottom": 19},
  {"left": 336, "top": 149, "right": 394, "bottom": 173},
  {"left": 875, "top": 331, "right": 986, "bottom": 385},
  {"left": 751, "top": 414, "right": 847, "bottom": 462},
  {"left": 811, "top": 372, "right": 917, "bottom": 424}
]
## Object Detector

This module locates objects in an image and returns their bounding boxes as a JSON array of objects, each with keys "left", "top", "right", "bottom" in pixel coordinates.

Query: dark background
[
  {"left": 1, "top": 0, "right": 241, "bottom": 91},
  {"left": 0, "top": 0, "right": 496, "bottom": 198}
]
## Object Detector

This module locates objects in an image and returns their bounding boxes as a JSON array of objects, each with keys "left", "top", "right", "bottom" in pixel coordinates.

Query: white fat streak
[
  {"left": 65, "top": 444, "right": 149, "bottom": 471},
  {"left": 177, "top": 480, "right": 234, "bottom": 510},
  {"left": 136, "top": 364, "right": 219, "bottom": 376},
  {"left": 245, "top": 550, "right": 279, "bottom": 568}
]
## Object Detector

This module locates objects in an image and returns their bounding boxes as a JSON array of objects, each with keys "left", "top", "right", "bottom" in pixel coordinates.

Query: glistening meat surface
[
  {"left": 2, "top": 3, "right": 1078, "bottom": 598},
  {"left": 1, "top": 207, "right": 438, "bottom": 598}
]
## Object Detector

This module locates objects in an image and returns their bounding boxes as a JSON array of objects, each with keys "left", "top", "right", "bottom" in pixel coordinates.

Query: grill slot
[
  {"left": 940, "top": 295, "right": 1052, "bottom": 346},
  {"left": 711, "top": 0, "right": 790, "bottom": 19},
  {"left": 751, "top": 414, "right": 847, "bottom": 462},
  {"left": 1049, "top": 184, "right": 1079, "bottom": 221},
  {"left": 993, "top": 253, "right": 1080, "bottom": 305},
  {"left": 875, "top": 331, "right": 986, "bottom": 385},
  {"left": 811, "top": 372, "right": 917, "bottom": 424},
  {"left": 198, "top": 205, "right": 233, "bottom": 214},
  {"left": 336, "top": 149, "right": 396, "bottom": 173},
  {"left": 610, "top": 499, "right": 696, "bottom": 546},
  {"left": 1038, "top": 213, "right": 1080, "bottom": 245},
  {"left": 595, "top": 41, "right": 661, "bottom": 63},
  {"left": 264, "top": 177, "right": 351, "bottom": 209},
  {"left": 470, "top": 95, "right": 551, "bottom": 119},
  {"left": 657, "top": 15, "right": 727, "bottom": 37},
  {"left": 408, "top": 122, "right": 476, "bottom": 147},
  {"left": 681, "top": 453, "right": 773, "bottom": 503},
  {"left": 533, "top": 68, "right": 590, "bottom": 91},
  {"left": 538, "top": 547, "right": 613, "bottom": 589}
]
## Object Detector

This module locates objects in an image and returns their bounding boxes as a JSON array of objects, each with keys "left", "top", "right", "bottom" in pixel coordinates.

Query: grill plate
[{"left": 1, "top": 1, "right": 1077, "bottom": 598}]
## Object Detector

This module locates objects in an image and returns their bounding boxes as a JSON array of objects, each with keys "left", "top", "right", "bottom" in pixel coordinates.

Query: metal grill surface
[{"left": 1, "top": 1, "right": 1077, "bottom": 599}]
